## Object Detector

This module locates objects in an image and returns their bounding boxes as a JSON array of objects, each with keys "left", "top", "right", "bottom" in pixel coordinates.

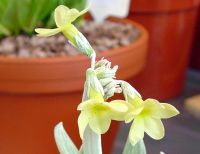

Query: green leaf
[
  {"left": 23, "top": 0, "right": 54, "bottom": 33},
  {"left": 0, "top": 24, "right": 11, "bottom": 36},
  {"left": 54, "top": 122, "right": 79, "bottom": 154},
  {"left": 79, "top": 146, "right": 83, "bottom": 154},
  {"left": 1, "top": 0, "right": 20, "bottom": 35},
  {"left": 81, "top": 84, "right": 103, "bottom": 154},
  {"left": 123, "top": 139, "right": 146, "bottom": 154},
  {"left": 82, "top": 126, "right": 102, "bottom": 154}
]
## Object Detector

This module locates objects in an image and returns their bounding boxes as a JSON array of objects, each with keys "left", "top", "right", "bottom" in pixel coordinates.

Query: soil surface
[{"left": 0, "top": 21, "right": 140, "bottom": 58}]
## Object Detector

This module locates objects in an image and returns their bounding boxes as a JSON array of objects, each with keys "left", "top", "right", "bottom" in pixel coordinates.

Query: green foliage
[
  {"left": 123, "top": 139, "right": 146, "bottom": 154},
  {"left": 0, "top": 0, "right": 86, "bottom": 37},
  {"left": 54, "top": 122, "right": 80, "bottom": 154}
]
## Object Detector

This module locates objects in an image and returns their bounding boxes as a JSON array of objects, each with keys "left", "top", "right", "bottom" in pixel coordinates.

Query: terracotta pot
[
  {"left": 128, "top": 0, "right": 200, "bottom": 100},
  {"left": 191, "top": 8, "right": 200, "bottom": 69},
  {"left": 0, "top": 18, "right": 148, "bottom": 154}
]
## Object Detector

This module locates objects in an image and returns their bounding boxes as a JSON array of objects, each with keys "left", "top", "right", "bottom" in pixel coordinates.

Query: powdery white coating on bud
[
  {"left": 95, "top": 58, "right": 109, "bottom": 68},
  {"left": 95, "top": 58, "right": 118, "bottom": 80},
  {"left": 99, "top": 78, "right": 113, "bottom": 87},
  {"left": 95, "top": 66, "right": 117, "bottom": 79},
  {"left": 86, "top": 68, "right": 104, "bottom": 97},
  {"left": 103, "top": 80, "right": 122, "bottom": 100},
  {"left": 115, "top": 87, "right": 122, "bottom": 93},
  {"left": 121, "top": 81, "right": 141, "bottom": 100},
  {"left": 75, "top": 32, "right": 95, "bottom": 57},
  {"left": 94, "top": 58, "right": 122, "bottom": 99}
]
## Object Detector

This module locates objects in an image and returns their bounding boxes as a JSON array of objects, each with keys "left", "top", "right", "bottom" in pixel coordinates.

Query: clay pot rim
[
  {"left": 0, "top": 18, "right": 148, "bottom": 64},
  {"left": 130, "top": 0, "right": 200, "bottom": 13}
]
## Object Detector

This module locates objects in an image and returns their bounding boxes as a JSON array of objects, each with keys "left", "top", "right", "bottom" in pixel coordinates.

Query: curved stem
[{"left": 90, "top": 53, "right": 96, "bottom": 69}]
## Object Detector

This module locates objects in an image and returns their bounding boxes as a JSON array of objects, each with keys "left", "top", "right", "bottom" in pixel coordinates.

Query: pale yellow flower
[
  {"left": 77, "top": 98, "right": 128, "bottom": 139},
  {"left": 35, "top": 5, "right": 94, "bottom": 57},
  {"left": 125, "top": 96, "right": 179, "bottom": 145}
]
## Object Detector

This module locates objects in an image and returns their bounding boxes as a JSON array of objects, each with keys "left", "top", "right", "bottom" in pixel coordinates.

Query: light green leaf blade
[
  {"left": 81, "top": 80, "right": 102, "bottom": 154},
  {"left": 0, "top": 24, "right": 11, "bottom": 36},
  {"left": 82, "top": 126, "right": 102, "bottom": 154},
  {"left": 54, "top": 122, "right": 79, "bottom": 154},
  {"left": 123, "top": 139, "right": 146, "bottom": 154}
]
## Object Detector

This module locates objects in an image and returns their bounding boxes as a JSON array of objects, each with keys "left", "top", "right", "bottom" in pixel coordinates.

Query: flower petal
[
  {"left": 109, "top": 100, "right": 128, "bottom": 112},
  {"left": 144, "top": 99, "right": 162, "bottom": 110},
  {"left": 54, "top": 5, "right": 70, "bottom": 27},
  {"left": 89, "top": 112, "right": 111, "bottom": 134},
  {"left": 128, "top": 95, "right": 143, "bottom": 109},
  {"left": 78, "top": 111, "right": 90, "bottom": 139},
  {"left": 79, "top": 7, "right": 89, "bottom": 17},
  {"left": 144, "top": 99, "right": 179, "bottom": 119},
  {"left": 125, "top": 112, "right": 135, "bottom": 123},
  {"left": 124, "top": 104, "right": 144, "bottom": 123},
  {"left": 67, "top": 7, "right": 89, "bottom": 23},
  {"left": 66, "top": 9, "right": 80, "bottom": 23},
  {"left": 35, "top": 28, "right": 60, "bottom": 37},
  {"left": 77, "top": 99, "right": 98, "bottom": 111},
  {"left": 159, "top": 103, "right": 179, "bottom": 119},
  {"left": 108, "top": 100, "right": 129, "bottom": 121},
  {"left": 144, "top": 117, "right": 164, "bottom": 140},
  {"left": 129, "top": 117, "right": 144, "bottom": 145},
  {"left": 142, "top": 99, "right": 163, "bottom": 117}
]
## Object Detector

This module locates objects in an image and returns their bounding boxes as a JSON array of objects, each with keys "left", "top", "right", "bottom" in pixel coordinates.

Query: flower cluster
[
  {"left": 35, "top": 5, "right": 94, "bottom": 57},
  {"left": 94, "top": 58, "right": 122, "bottom": 99},
  {"left": 78, "top": 70, "right": 179, "bottom": 145},
  {"left": 35, "top": 5, "right": 179, "bottom": 149},
  {"left": 121, "top": 82, "right": 179, "bottom": 145}
]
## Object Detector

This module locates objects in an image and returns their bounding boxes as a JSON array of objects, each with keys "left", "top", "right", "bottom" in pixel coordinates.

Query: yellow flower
[
  {"left": 125, "top": 96, "right": 179, "bottom": 145},
  {"left": 77, "top": 98, "right": 128, "bottom": 139},
  {"left": 35, "top": 5, "right": 94, "bottom": 57}
]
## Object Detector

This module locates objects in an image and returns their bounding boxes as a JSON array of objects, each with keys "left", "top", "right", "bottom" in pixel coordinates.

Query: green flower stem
[
  {"left": 81, "top": 82, "right": 103, "bottom": 154},
  {"left": 123, "top": 138, "right": 146, "bottom": 154},
  {"left": 90, "top": 53, "right": 96, "bottom": 70}
]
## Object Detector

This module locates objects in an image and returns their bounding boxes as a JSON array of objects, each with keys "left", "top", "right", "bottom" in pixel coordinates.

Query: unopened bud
[
  {"left": 74, "top": 32, "right": 95, "bottom": 57},
  {"left": 121, "top": 81, "right": 141, "bottom": 101},
  {"left": 95, "top": 65, "right": 118, "bottom": 79},
  {"left": 85, "top": 68, "right": 104, "bottom": 100},
  {"left": 95, "top": 58, "right": 109, "bottom": 68},
  {"left": 99, "top": 78, "right": 113, "bottom": 87}
]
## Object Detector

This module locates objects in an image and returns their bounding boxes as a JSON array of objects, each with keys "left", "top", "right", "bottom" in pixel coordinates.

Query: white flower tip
[
  {"left": 129, "top": 137, "right": 138, "bottom": 146},
  {"left": 54, "top": 122, "right": 64, "bottom": 131},
  {"left": 86, "top": 68, "right": 95, "bottom": 76}
]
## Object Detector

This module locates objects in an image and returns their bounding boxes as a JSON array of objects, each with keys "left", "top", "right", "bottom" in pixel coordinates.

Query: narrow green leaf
[
  {"left": 0, "top": 24, "right": 11, "bottom": 36},
  {"left": 123, "top": 139, "right": 146, "bottom": 154},
  {"left": 79, "top": 146, "right": 83, "bottom": 154},
  {"left": 54, "top": 122, "right": 79, "bottom": 154},
  {"left": 81, "top": 83, "right": 103, "bottom": 154},
  {"left": 82, "top": 126, "right": 102, "bottom": 154},
  {"left": 1, "top": 0, "right": 20, "bottom": 35}
]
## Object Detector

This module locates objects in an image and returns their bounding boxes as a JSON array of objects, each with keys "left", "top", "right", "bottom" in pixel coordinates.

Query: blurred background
[{"left": 0, "top": 0, "right": 200, "bottom": 154}]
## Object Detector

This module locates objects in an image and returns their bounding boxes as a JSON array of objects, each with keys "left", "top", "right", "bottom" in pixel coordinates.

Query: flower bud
[
  {"left": 94, "top": 58, "right": 120, "bottom": 100},
  {"left": 121, "top": 81, "right": 141, "bottom": 102},
  {"left": 74, "top": 32, "right": 95, "bottom": 58},
  {"left": 95, "top": 66, "right": 118, "bottom": 79},
  {"left": 85, "top": 68, "right": 104, "bottom": 101},
  {"left": 95, "top": 58, "right": 110, "bottom": 68},
  {"left": 103, "top": 80, "right": 122, "bottom": 100},
  {"left": 99, "top": 78, "right": 113, "bottom": 87}
]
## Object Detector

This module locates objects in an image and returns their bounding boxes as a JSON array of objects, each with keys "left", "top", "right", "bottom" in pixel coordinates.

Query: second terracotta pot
[
  {"left": 128, "top": 0, "right": 200, "bottom": 100},
  {"left": 191, "top": 8, "right": 200, "bottom": 69}
]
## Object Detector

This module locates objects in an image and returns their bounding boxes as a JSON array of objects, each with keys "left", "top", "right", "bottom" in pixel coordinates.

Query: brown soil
[{"left": 0, "top": 21, "right": 140, "bottom": 58}]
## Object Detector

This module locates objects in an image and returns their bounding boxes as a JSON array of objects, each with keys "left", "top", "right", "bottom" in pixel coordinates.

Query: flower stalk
[{"left": 35, "top": 5, "right": 180, "bottom": 154}]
